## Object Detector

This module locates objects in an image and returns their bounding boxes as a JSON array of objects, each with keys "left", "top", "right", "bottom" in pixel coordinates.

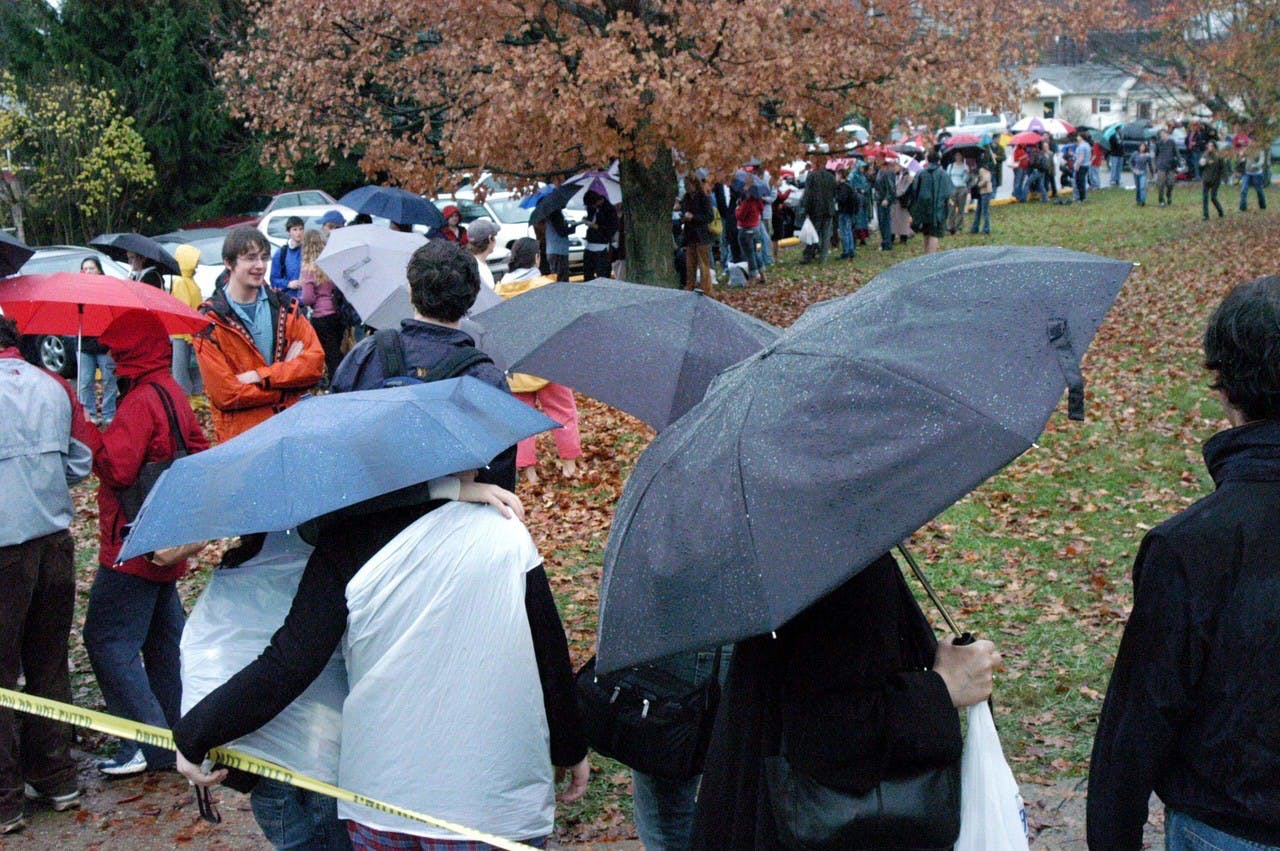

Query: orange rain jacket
[{"left": 193, "top": 287, "right": 324, "bottom": 442}]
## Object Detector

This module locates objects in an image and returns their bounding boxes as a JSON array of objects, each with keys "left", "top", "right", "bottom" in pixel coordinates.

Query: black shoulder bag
[
  {"left": 116, "top": 384, "right": 190, "bottom": 523},
  {"left": 575, "top": 648, "right": 722, "bottom": 782},
  {"left": 762, "top": 545, "right": 970, "bottom": 850}
]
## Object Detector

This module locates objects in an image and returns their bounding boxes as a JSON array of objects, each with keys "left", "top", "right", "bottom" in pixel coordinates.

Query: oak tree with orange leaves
[
  {"left": 224, "top": 0, "right": 1113, "bottom": 286},
  {"left": 1097, "top": 0, "right": 1278, "bottom": 145}
]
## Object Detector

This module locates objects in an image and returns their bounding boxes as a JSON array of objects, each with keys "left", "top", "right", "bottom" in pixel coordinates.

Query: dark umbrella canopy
[
  {"left": 471, "top": 279, "right": 779, "bottom": 430},
  {"left": 0, "top": 231, "right": 34, "bottom": 277},
  {"left": 89, "top": 233, "right": 180, "bottom": 275},
  {"left": 596, "top": 246, "right": 1132, "bottom": 673},
  {"left": 528, "top": 184, "right": 579, "bottom": 226},
  {"left": 337, "top": 186, "right": 445, "bottom": 228}
]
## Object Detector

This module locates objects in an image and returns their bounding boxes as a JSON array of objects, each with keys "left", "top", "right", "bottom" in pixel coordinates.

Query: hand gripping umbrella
[
  {"left": 118, "top": 377, "right": 559, "bottom": 560},
  {"left": 595, "top": 246, "right": 1132, "bottom": 673},
  {"left": 471, "top": 279, "right": 779, "bottom": 429}
]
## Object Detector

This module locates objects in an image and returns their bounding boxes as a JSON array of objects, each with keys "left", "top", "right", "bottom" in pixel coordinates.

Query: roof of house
[{"left": 1031, "top": 63, "right": 1135, "bottom": 95}]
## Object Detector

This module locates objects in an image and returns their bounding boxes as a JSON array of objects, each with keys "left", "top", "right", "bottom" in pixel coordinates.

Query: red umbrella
[
  {"left": 859, "top": 143, "right": 896, "bottom": 160},
  {"left": 943, "top": 133, "right": 983, "bottom": 149},
  {"left": 1009, "top": 131, "right": 1044, "bottom": 147},
  {"left": 0, "top": 272, "right": 210, "bottom": 337}
]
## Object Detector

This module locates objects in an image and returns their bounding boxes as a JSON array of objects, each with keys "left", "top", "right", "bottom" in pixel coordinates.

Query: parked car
[
  {"left": 152, "top": 229, "right": 227, "bottom": 298},
  {"left": 11, "top": 246, "right": 130, "bottom": 376},
  {"left": 435, "top": 191, "right": 587, "bottom": 273},
  {"left": 257, "top": 204, "right": 362, "bottom": 247},
  {"left": 183, "top": 188, "right": 340, "bottom": 230},
  {"left": 942, "top": 113, "right": 1010, "bottom": 140}
]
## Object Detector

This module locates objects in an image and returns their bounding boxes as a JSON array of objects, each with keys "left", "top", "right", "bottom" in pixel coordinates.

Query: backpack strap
[
  {"left": 374, "top": 327, "right": 407, "bottom": 380},
  {"left": 150, "top": 383, "right": 189, "bottom": 455},
  {"left": 421, "top": 347, "right": 493, "bottom": 382}
]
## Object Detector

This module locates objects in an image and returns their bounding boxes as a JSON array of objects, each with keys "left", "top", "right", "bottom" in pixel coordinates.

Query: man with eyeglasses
[{"left": 193, "top": 226, "right": 325, "bottom": 442}]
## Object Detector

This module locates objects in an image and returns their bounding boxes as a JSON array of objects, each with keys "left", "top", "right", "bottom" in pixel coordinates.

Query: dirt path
[{"left": 7, "top": 751, "right": 1165, "bottom": 850}]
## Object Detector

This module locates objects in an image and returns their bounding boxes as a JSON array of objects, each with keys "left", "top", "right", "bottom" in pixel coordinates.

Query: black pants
[
  {"left": 311, "top": 313, "right": 346, "bottom": 382},
  {"left": 0, "top": 531, "right": 78, "bottom": 818},
  {"left": 548, "top": 253, "right": 570, "bottom": 282},
  {"left": 1202, "top": 183, "right": 1223, "bottom": 218},
  {"left": 583, "top": 248, "right": 612, "bottom": 280}
]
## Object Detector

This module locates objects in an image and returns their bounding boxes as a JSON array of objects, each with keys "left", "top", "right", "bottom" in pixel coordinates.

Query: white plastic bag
[
  {"left": 797, "top": 216, "right": 820, "bottom": 246},
  {"left": 181, "top": 531, "right": 346, "bottom": 783},
  {"left": 954, "top": 702, "right": 1030, "bottom": 851}
]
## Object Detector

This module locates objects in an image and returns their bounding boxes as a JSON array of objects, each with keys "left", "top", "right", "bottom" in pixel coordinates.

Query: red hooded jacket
[{"left": 82, "top": 311, "right": 210, "bottom": 582}]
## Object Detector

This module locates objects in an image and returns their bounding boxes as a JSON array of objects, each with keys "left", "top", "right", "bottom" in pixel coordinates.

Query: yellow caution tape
[{"left": 0, "top": 687, "right": 536, "bottom": 851}]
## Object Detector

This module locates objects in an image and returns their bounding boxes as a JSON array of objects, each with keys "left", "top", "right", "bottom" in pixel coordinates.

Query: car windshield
[
  {"left": 487, "top": 198, "right": 532, "bottom": 224},
  {"left": 188, "top": 238, "right": 225, "bottom": 266}
]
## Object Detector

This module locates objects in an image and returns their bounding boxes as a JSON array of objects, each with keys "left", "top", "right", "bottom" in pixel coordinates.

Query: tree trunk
[{"left": 619, "top": 151, "right": 678, "bottom": 288}]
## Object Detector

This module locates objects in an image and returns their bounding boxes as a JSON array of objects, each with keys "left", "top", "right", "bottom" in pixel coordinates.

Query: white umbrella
[
  {"left": 315, "top": 225, "right": 426, "bottom": 330},
  {"left": 1010, "top": 116, "right": 1076, "bottom": 137},
  {"left": 564, "top": 168, "right": 623, "bottom": 205}
]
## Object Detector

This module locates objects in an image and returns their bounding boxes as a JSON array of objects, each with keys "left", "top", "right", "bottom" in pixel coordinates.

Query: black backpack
[{"left": 372, "top": 328, "right": 493, "bottom": 388}]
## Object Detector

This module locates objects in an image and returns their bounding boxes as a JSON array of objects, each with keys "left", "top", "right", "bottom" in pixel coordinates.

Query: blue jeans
[
  {"left": 736, "top": 229, "right": 758, "bottom": 276},
  {"left": 83, "top": 568, "right": 184, "bottom": 769},
  {"left": 77, "top": 351, "right": 118, "bottom": 422},
  {"left": 1075, "top": 166, "right": 1090, "bottom": 201},
  {"left": 1013, "top": 167, "right": 1027, "bottom": 202},
  {"left": 1165, "top": 809, "right": 1280, "bottom": 850},
  {"left": 633, "top": 773, "right": 699, "bottom": 851},
  {"left": 969, "top": 193, "right": 991, "bottom": 233},
  {"left": 755, "top": 222, "right": 772, "bottom": 267},
  {"left": 837, "top": 212, "right": 856, "bottom": 257},
  {"left": 1027, "top": 171, "right": 1048, "bottom": 202},
  {"left": 171, "top": 338, "right": 202, "bottom": 396},
  {"left": 1134, "top": 172, "right": 1149, "bottom": 204},
  {"left": 1088, "top": 164, "right": 1101, "bottom": 189},
  {"left": 251, "top": 778, "right": 352, "bottom": 851},
  {"left": 1240, "top": 173, "right": 1268, "bottom": 209},
  {"left": 877, "top": 203, "right": 893, "bottom": 249},
  {"left": 1109, "top": 155, "right": 1124, "bottom": 186}
]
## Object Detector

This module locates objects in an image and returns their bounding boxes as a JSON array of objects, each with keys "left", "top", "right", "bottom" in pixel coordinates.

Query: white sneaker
[
  {"left": 96, "top": 750, "right": 147, "bottom": 777},
  {"left": 24, "top": 783, "right": 81, "bottom": 811}
]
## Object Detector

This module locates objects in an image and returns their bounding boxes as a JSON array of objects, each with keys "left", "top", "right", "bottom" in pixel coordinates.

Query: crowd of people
[{"left": 2, "top": 139, "right": 1278, "bottom": 851}]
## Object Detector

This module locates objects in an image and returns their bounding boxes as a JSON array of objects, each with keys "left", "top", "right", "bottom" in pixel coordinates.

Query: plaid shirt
[{"left": 346, "top": 821, "right": 548, "bottom": 851}]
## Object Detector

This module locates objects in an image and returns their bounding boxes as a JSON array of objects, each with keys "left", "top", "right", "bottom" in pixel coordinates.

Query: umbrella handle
[{"left": 896, "top": 543, "right": 965, "bottom": 638}]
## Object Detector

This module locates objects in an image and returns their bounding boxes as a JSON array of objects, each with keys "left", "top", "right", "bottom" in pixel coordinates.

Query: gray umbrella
[
  {"left": 596, "top": 246, "right": 1132, "bottom": 673},
  {"left": 471, "top": 279, "right": 779, "bottom": 430}
]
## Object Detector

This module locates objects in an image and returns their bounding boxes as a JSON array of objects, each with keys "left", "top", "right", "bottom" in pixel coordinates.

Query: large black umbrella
[
  {"left": 0, "top": 231, "right": 34, "bottom": 277},
  {"left": 527, "top": 184, "right": 579, "bottom": 226},
  {"left": 89, "top": 233, "right": 180, "bottom": 276},
  {"left": 337, "top": 185, "right": 445, "bottom": 228},
  {"left": 471, "top": 279, "right": 779, "bottom": 430},
  {"left": 596, "top": 246, "right": 1132, "bottom": 673}
]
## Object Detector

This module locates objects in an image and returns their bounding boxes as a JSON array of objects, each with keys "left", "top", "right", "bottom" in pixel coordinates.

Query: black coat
[
  {"left": 802, "top": 168, "right": 837, "bottom": 220},
  {"left": 691, "top": 553, "right": 962, "bottom": 850},
  {"left": 1088, "top": 420, "right": 1280, "bottom": 848},
  {"left": 681, "top": 189, "right": 714, "bottom": 246}
]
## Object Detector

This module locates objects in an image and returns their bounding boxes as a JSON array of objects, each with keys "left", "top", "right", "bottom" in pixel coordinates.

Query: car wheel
[{"left": 38, "top": 335, "right": 74, "bottom": 377}]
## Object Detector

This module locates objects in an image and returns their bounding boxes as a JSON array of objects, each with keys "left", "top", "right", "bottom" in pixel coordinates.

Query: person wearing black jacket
[
  {"left": 680, "top": 169, "right": 715, "bottom": 292},
  {"left": 582, "top": 189, "right": 618, "bottom": 280},
  {"left": 691, "top": 552, "right": 1000, "bottom": 849},
  {"left": 1088, "top": 275, "right": 1280, "bottom": 850},
  {"left": 711, "top": 178, "right": 740, "bottom": 272}
]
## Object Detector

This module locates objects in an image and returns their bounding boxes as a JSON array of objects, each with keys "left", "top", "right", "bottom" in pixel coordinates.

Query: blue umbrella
[
  {"left": 118, "top": 378, "right": 558, "bottom": 560},
  {"left": 519, "top": 185, "right": 557, "bottom": 209},
  {"left": 337, "top": 186, "right": 445, "bottom": 228}
]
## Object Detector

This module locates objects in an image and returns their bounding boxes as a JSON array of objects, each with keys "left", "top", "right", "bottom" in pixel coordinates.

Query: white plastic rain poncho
[
  {"left": 338, "top": 502, "right": 552, "bottom": 840},
  {"left": 180, "top": 530, "right": 346, "bottom": 782}
]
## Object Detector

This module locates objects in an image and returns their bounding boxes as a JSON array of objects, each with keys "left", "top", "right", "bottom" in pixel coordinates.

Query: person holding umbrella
[
  {"left": 1089, "top": 275, "right": 1280, "bottom": 849},
  {"left": 81, "top": 310, "right": 210, "bottom": 777},
  {"left": 127, "top": 251, "right": 164, "bottom": 289},
  {"left": 427, "top": 205, "right": 469, "bottom": 245}
]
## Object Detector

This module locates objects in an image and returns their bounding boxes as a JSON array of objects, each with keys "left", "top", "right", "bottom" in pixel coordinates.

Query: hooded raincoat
[{"left": 83, "top": 311, "right": 209, "bottom": 582}]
